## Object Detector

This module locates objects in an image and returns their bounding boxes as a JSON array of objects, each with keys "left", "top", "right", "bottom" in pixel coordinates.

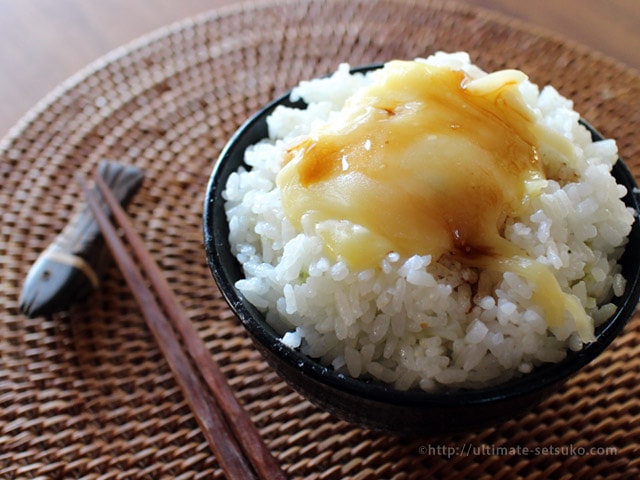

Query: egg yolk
[{"left": 276, "top": 60, "right": 592, "bottom": 341}]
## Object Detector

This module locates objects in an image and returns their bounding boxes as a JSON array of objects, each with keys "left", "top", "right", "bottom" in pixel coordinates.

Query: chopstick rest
[
  {"left": 79, "top": 172, "right": 285, "bottom": 480},
  {"left": 19, "top": 160, "right": 144, "bottom": 317}
]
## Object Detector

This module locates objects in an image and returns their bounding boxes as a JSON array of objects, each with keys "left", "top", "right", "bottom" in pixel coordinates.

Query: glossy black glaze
[{"left": 203, "top": 66, "right": 640, "bottom": 433}]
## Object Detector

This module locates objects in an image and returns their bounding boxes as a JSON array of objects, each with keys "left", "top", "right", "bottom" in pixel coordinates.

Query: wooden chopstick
[{"left": 79, "top": 174, "right": 286, "bottom": 480}]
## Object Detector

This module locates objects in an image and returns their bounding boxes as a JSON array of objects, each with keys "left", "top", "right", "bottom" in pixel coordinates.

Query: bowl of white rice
[{"left": 203, "top": 52, "right": 640, "bottom": 433}]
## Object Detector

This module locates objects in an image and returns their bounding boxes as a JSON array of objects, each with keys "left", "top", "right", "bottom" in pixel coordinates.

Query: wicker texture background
[{"left": 1, "top": 0, "right": 639, "bottom": 478}]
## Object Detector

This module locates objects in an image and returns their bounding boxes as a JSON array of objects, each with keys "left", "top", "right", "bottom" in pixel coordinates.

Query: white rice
[{"left": 222, "top": 52, "right": 635, "bottom": 390}]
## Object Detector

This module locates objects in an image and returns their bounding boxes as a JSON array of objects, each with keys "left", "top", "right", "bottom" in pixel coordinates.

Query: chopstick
[{"left": 79, "top": 173, "right": 286, "bottom": 480}]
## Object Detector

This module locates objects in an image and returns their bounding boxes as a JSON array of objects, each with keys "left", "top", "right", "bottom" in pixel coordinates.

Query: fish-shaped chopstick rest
[{"left": 19, "top": 161, "right": 145, "bottom": 317}]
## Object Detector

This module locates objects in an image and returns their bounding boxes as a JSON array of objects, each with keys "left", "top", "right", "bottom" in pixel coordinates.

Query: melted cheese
[{"left": 276, "top": 60, "right": 593, "bottom": 341}]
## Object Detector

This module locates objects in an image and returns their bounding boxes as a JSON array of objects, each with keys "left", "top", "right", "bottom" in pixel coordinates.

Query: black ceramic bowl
[{"left": 203, "top": 66, "right": 640, "bottom": 434}]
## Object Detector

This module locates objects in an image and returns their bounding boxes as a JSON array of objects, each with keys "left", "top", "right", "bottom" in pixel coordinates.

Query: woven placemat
[{"left": 1, "top": 0, "right": 639, "bottom": 478}]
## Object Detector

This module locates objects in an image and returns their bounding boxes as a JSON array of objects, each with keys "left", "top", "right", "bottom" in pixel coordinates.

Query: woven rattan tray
[{"left": 1, "top": 0, "right": 639, "bottom": 478}]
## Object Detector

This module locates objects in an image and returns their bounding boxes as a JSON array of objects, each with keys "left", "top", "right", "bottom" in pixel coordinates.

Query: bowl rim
[{"left": 203, "top": 64, "right": 640, "bottom": 408}]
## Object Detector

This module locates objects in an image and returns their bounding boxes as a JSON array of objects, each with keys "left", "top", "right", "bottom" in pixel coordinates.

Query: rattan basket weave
[{"left": 1, "top": 0, "right": 639, "bottom": 478}]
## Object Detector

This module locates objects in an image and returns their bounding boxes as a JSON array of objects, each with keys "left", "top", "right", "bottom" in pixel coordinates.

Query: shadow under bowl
[{"left": 203, "top": 65, "right": 640, "bottom": 434}]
